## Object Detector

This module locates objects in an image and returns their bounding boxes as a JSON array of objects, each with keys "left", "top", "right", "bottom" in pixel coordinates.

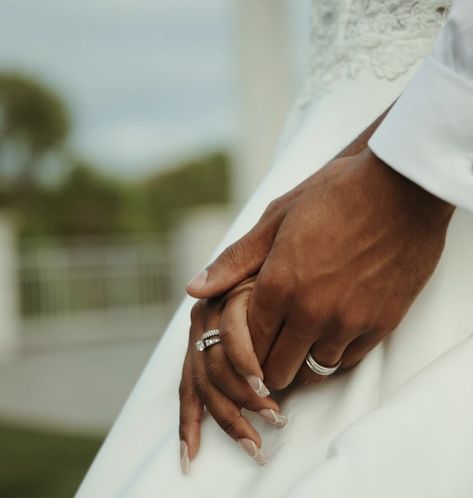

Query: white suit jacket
[{"left": 369, "top": 0, "right": 473, "bottom": 213}]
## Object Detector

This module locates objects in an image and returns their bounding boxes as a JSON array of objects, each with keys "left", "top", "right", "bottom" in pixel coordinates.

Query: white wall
[
  {"left": 232, "top": 0, "right": 312, "bottom": 207},
  {"left": 0, "top": 216, "right": 18, "bottom": 360},
  {"left": 171, "top": 206, "right": 233, "bottom": 298},
  {"left": 233, "top": 0, "right": 294, "bottom": 206}
]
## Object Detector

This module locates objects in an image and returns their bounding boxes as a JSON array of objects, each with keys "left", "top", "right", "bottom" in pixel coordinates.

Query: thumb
[{"left": 185, "top": 224, "right": 274, "bottom": 299}]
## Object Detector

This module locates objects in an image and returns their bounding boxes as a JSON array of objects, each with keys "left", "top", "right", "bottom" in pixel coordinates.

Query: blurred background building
[{"left": 0, "top": 0, "right": 311, "bottom": 496}]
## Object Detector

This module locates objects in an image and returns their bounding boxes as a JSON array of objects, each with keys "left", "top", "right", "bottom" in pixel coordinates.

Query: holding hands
[
  {"left": 179, "top": 277, "right": 285, "bottom": 473},
  {"left": 179, "top": 135, "right": 454, "bottom": 472}
]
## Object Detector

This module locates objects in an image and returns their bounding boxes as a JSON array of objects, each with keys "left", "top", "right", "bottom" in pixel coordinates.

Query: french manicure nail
[
  {"left": 258, "top": 409, "right": 288, "bottom": 428},
  {"left": 180, "top": 440, "right": 190, "bottom": 475},
  {"left": 238, "top": 438, "right": 269, "bottom": 465},
  {"left": 245, "top": 375, "right": 270, "bottom": 397},
  {"left": 186, "top": 269, "right": 208, "bottom": 290}
]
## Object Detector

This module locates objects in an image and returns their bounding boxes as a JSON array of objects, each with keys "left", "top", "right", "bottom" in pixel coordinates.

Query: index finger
[
  {"left": 219, "top": 293, "right": 269, "bottom": 396},
  {"left": 247, "top": 264, "right": 285, "bottom": 365},
  {"left": 179, "top": 351, "right": 204, "bottom": 474}
]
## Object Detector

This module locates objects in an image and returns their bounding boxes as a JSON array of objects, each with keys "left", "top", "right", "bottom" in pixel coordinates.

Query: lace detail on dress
[{"left": 298, "top": 0, "right": 451, "bottom": 107}]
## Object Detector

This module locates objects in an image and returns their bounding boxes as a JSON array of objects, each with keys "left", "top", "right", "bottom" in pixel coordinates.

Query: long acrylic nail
[
  {"left": 238, "top": 438, "right": 269, "bottom": 465},
  {"left": 245, "top": 375, "right": 270, "bottom": 397},
  {"left": 258, "top": 409, "right": 288, "bottom": 428},
  {"left": 186, "top": 269, "right": 208, "bottom": 290},
  {"left": 180, "top": 440, "right": 190, "bottom": 475}
]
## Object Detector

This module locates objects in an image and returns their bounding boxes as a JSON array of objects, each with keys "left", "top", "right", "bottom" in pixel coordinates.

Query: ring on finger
[
  {"left": 305, "top": 351, "right": 341, "bottom": 376},
  {"left": 195, "top": 329, "right": 221, "bottom": 351}
]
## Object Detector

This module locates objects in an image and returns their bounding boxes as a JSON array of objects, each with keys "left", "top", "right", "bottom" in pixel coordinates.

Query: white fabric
[
  {"left": 76, "top": 68, "right": 473, "bottom": 497},
  {"left": 369, "top": 0, "right": 473, "bottom": 212},
  {"left": 298, "top": 0, "right": 451, "bottom": 105}
]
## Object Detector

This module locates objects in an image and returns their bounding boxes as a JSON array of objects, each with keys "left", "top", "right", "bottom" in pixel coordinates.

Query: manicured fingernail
[
  {"left": 245, "top": 375, "right": 270, "bottom": 397},
  {"left": 186, "top": 270, "right": 208, "bottom": 290},
  {"left": 238, "top": 438, "right": 269, "bottom": 465},
  {"left": 180, "top": 440, "right": 190, "bottom": 475},
  {"left": 258, "top": 409, "right": 288, "bottom": 428}
]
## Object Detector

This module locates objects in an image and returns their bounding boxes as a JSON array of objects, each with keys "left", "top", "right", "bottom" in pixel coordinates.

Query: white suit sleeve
[{"left": 368, "top": 0, "right": 473, "bottom": 212}]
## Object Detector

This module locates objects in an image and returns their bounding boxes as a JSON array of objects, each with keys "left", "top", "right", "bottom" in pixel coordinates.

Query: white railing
[
  {"left": 17, "top": 238, "right": 177, "bottom": 347},
  {"left": 19, "top": 238, "right": 174, "bottom": 316}
]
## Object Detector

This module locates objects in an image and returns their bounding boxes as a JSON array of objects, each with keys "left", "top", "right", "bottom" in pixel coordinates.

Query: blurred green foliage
[
  {"left": 1, "top": 152, "right": 230, "bottom": 238},
  {"left": 0, "top": 419, "right": 102, "bottom": 498},
  {"left": 144, "top": 152, "right": 231, "bottom": 233},
  {"left": 0, "top": 72, "right": 70, "bottom": 186},
  {"left": 0, "top": 72, "right": 231, "bottom": 239}
]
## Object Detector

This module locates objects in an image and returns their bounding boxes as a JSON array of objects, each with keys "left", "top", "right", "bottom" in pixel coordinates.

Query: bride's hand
[{"left": 178, "top": 277, "right": 287, "bottom": 474}]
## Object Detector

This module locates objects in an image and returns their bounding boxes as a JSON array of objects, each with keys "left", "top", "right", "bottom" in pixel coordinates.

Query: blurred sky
[{"left": 0, "top": 0, "right": 310, "bottom": 177}]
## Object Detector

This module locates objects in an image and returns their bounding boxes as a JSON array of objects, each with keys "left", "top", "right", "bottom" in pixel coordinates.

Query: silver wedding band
[
  {"left": 195, "top": 329, "right": 221, "bottom": 351},
  {"left": 305, "top": 351, "right": 341, "bottom": 376}
]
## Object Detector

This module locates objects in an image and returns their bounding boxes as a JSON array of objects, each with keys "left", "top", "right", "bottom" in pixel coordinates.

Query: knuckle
[
  {"left": 293, "top": 300, "right": 324, "bottom": 327},
  {"left": 205, "top": 358, "right": 224, "bottom": 382},
  {"left": 179, "top": 387, "right": 199, "bottom": 406},
  {"left": 336, "top": 309, "right": 366, "bottom": 334},
  {"left": 218, "top": 323, "right": 238, "bottom": 341},
  {"left": 263, "top": 197, "right": 284, "bottom": 218},
  {"left": 259, "top": 267, "right": 291, "bottom": 298},
  {"left": 218, "top": 411, "right": 242, "bottom": 436},
  {"left": 190, "top": 301, "right": 205, "bottom": 322},
  {"left": 249, "top": 313, "right": 272, "bottom": 340},
  {"left": 178, "top": 381, "right": 191, "bottom": 401},
  {"left": 291, "top": 326, "right": 315, "bottom": 342},
  {"left": 221, "top": 241, "right": 249, "bottom": 269},
  {"left": 324, "top": 329, "right": 352, "bottom": 349},
  {"left": 256, "top": 271, "right": 274, "bottom": 294},
  {"left": 219, "top": 328, "right": 254, "bottom": 364},
  {"left": 230, "top": 351, "right": 253, "bottom": 373},
  {"left": 192, "top": 374, "right": 208, "bottom": 400},
  {"left": 317, "top": 341, "right": 343, "bottom": 359}
]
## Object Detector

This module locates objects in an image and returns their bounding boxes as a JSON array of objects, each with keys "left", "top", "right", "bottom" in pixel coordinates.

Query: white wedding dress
[{"left": 76, "top": 1, "right": 473, "bottom": 497}]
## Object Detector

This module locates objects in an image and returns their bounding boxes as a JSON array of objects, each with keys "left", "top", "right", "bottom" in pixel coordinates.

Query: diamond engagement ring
[
  {"left": 195, "top": 329, "right": 221, "bottom": 352},
  {"left": 305, "top": 351, "right": 341, "bottom": 376}
]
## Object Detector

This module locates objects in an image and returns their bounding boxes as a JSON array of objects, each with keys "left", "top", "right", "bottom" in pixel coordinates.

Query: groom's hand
[
  {"left": 245, "top": 149, "right": 454, "bottom": 388},
  {"left": 185, "top": 111, "right": 391, "bottom": 299},
  {"left": 187, "top": 149, "right": 454, "bottom": 389}
]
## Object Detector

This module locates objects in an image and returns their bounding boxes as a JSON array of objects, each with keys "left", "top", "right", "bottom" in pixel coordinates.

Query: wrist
[
  {"left": 358, "top": 148, "right": 455, "bottom": 232},
  {"left": 335, "top": 105, "right": 395, "bottom": 160}
]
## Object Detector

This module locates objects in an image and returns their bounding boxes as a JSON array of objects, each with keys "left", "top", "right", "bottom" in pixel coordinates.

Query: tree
[{"left": 0, "top": 72, "right": 70, "bottom": 186}]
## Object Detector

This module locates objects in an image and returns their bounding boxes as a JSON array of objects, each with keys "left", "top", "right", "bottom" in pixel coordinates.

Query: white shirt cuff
[{"left": 368, "top": 56, "right": 473, "bottom": 213}]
